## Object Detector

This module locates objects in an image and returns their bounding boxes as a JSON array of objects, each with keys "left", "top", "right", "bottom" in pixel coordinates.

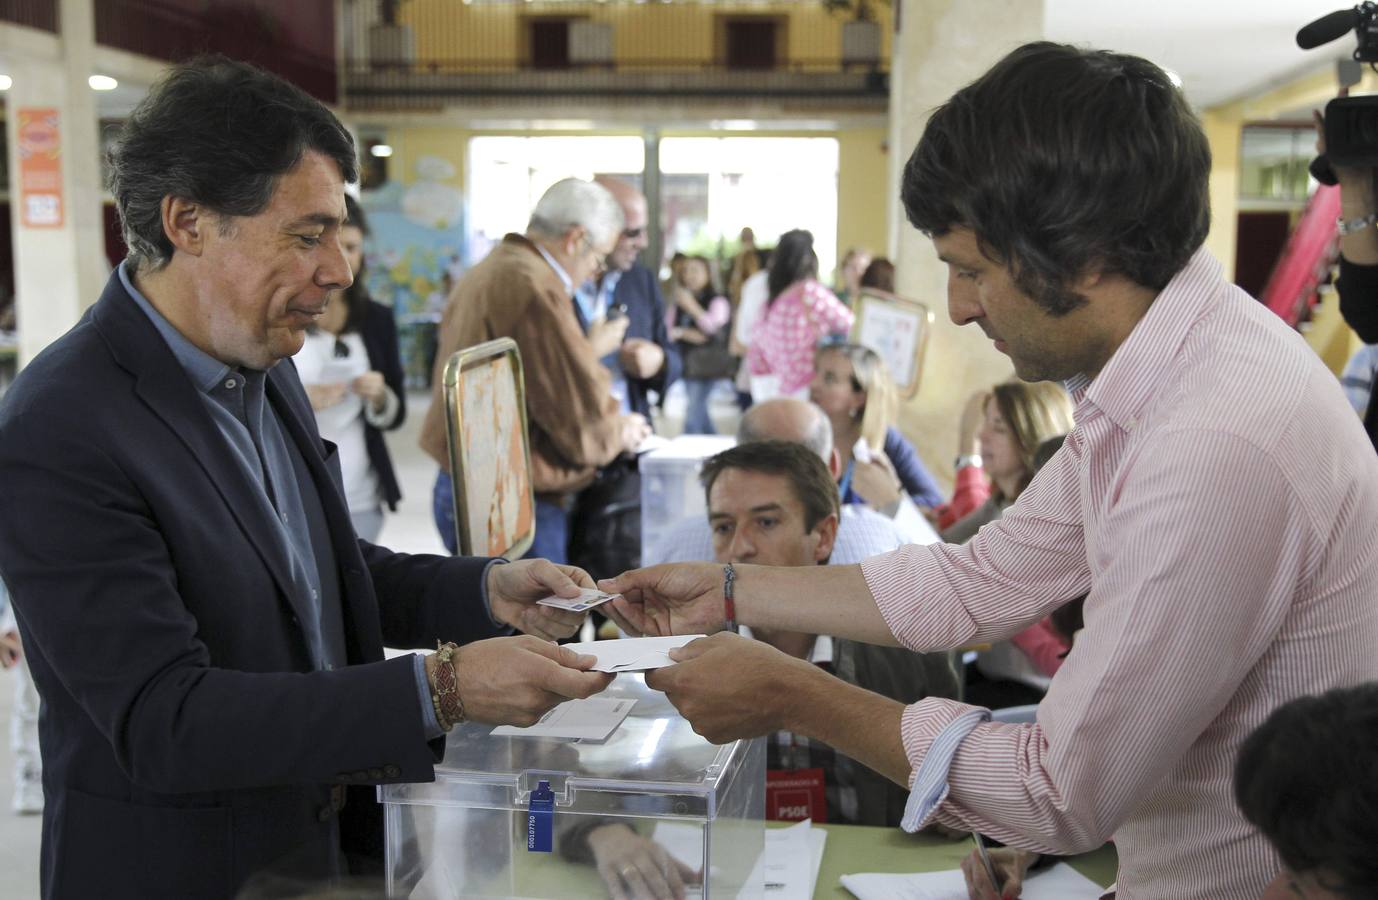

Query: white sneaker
[{"left": 12, "top": 766, "right": 42, "bottom": 815}]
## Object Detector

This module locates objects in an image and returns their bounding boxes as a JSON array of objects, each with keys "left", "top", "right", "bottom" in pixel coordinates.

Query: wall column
[
  {"left": 887, "top": 0, "right": 1043, "bottom": 490},
  {"left": 5, "top": 0, "right": 105, "bottom": 367}
]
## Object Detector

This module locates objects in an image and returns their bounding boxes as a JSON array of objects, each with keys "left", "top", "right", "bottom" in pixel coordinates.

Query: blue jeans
[
  {"left": 432, "top": 471, "right": 458, "bottom": 555},
  {"left": 433, "top": 470, "right": 568, "bottom": 563},
  {"left": 683, "top": 378, "right": 720, "bottom": 435},
  {"left": 526, "top": 497, "right": 570, "bottom": 565}
]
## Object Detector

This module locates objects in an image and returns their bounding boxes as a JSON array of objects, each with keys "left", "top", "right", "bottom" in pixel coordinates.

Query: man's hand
[
  {"left": 487, "top": 558, "right": 594, "bottom": 640},
  {"left": 452, "top": 634, "right": 613, "bottom": 726},
  {"left": 0, "top": 629, "right": 21, "bottom": 669},
  {"left": 646, "top": 633, "right": 819, "bottom": 743},
  {"left": 960, "top": 846, "right": 1039, "bottom": 900},
  {"left": 305, "top": 382, "right": 348, "bottom": 411},
  {"left": 600, "top": 563, "right": 725, "bottom": 637},
  {"left": 590, "top": 316, "right": 632, "bottom": 358},
  {"left": 619, "top": 338, "right": 665, "bottom": 380},
  {"left": 957, "top": 390, "right": 990, "bottom": 458},
  {"left": 619, "top": 413, "right": 652, "bottom": 454},
  {"left": 588, "top": 823, "right": 700, "bottom": 900}
]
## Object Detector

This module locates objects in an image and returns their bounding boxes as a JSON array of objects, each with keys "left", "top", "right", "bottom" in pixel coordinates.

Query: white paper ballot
[
  {"left": 564, "top": 635, "right": 706, "bottom": 673},
  {"left": 764, "top": 819, "right": 827, "bottom": 899},
  {"left": 489, "top": 697, "right": 636, "bottom": 741},
  {"left": 840, "top": 861, "right": 1104, "bottom": 900}
]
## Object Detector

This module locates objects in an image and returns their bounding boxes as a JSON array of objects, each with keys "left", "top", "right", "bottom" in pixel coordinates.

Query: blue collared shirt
[{"left": 120, "top": 263, "right": 341, "bottom": 670}]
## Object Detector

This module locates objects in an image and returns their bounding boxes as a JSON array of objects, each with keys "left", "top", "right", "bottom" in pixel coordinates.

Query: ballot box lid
[{"left": 378, "top": 673, "right": 754, "bottom": 821}]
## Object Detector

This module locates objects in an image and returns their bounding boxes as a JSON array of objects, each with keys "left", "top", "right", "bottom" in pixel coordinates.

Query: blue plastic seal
[{"left": 527, "top": 779, "right": 554, "bottom": 853}]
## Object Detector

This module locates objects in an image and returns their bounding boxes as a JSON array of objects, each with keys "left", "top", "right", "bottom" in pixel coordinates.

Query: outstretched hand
[
  {"left": 487, "top": 558, "right": 595, "bottom": 641},
  {"left": 598, "top": 563, "right": 726, "bottom": 637}
]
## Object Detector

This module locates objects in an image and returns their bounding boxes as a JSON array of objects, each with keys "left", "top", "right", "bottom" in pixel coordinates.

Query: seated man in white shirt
[
  {"left": 703, "top": 440, "right": 958, "bottom": 826},
  {"left": 651, "top": 398, "right": 932, "bottom": 565}
]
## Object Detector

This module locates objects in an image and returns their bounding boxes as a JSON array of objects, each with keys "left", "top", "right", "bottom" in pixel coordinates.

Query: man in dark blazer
[
  {"left": 568, "top": 178, "right": 681, "bottom": 578},
  {"left": 0, "top": 58, "right": 611, "bottom": 900},
  {"left": 579, "top": 176, "right": 681, "bottom": 418}
]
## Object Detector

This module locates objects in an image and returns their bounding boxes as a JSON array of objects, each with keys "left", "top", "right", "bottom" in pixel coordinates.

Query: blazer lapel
[{"left": 90, "top": 275, "right": 309, "bottom": 628}]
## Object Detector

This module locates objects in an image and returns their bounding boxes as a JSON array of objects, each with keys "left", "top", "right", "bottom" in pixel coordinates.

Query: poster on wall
[
  {"left": 17, "top": 108, "right": 64, "bottom": 228},
  {"left": 359, "top": 155, "right": 466, "bottom": 386},
  {"left": 851, "top": 289, "right": 934, "bottom": 399}
]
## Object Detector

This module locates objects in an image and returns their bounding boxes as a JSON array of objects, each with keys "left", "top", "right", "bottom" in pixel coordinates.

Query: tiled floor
[{"left": 0, "top": 380, "right": 738, "bottom": 898}]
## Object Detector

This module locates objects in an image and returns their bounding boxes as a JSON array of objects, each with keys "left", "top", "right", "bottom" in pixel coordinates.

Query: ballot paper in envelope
[{"left": 564, "top": 635, "right": 706, "bottom": 673}]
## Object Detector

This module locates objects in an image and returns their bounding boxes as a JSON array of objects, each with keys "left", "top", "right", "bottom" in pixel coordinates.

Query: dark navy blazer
[
  {"left": 573, "top": 262, "right": 681, "bottom": 418},
  {"left": 0, "top": 272, "right": 505, "bottom": 899}
]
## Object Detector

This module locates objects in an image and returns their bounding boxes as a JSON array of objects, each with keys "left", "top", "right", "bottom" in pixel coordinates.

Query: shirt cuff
[
  {"left": 363, "top": 385, "right": 400, "bottom": 430},
  {"left": 900, "top": 703, "right": 991, "bottom": 832},
  {"left": 480, "top": 557, "right": 509, "bottom": 629},
  {"left": 412, "top": 652, "right": 445, "bottom": 740}
]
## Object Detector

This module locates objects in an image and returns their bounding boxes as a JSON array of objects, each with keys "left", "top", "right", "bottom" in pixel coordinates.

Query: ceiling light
[
  {"left": 0, "top": 76, "right": 11, "bottom": 91},
  {"left": 89, "top": 75, "right": 118, "bottom": 91},
  {"left": 370, "top": 144, "right": 394, "bottom": 158}
]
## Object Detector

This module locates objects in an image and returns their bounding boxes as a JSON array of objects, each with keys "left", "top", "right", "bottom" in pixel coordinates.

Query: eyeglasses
[
  {"left": 622, "top": 226, "right": 646, "bottom": 240},
  {"left": 333, "top": 338, "right": 351, "bottom": 359}
]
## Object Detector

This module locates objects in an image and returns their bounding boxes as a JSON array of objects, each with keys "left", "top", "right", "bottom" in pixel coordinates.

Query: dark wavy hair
[
  {"left": 700, "top": 440, "right": 839, "bottom": 534},
  {"left": 767, "top": 229, "right": 819, "bottom": 305},
  {"left": 1235, "top": 683, "right": 1378, "bottom": 899},
  {"left": 337, "top": 194, "right": 371, "bottom": 335},
  {"left": 901, "top": 41, "right": 1210, "bottom": 315},
  {"left": 107, "top": 55, "right": 357, "bottom": 271}
]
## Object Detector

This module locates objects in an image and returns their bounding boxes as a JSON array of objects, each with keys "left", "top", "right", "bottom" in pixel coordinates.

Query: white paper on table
[
  {"left": 763, "top": 819, "right": 826, "bottom": 899},
  {"left": 565, "top": 635, "right": 706, "bottom": 673},
  {"left": 636, "top": 434, "right": 672, "bottom": 455},
  {"left": 489, "top": 697, "right": 636, "bottom": 741},
  {"left": 839, "top": 862, "right": 1104, "bottom": 900}
]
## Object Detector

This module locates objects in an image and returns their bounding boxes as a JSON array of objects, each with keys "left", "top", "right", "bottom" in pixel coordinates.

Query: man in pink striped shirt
[{"left": 604, "top": 42, "right": 1378, "bottom": 900}]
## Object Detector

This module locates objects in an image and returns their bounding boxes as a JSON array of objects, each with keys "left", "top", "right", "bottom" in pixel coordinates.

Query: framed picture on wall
[
  {"left": 850, "top": 289, "right": 935, "bottom": 399},
  {"left": 442, "top": 338, "right": 536, "bottom": 559}
]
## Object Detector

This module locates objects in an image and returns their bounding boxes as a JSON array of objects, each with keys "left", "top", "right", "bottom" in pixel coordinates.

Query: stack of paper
[
  {"left": 840, "top": 861, "right": 1104, "bottom": 900},
  {"left": 564, "top": 635, "right": 706, "bottom": 673},
  {"left": 490, "top": 697, "right": 636, "bottom": 742}
]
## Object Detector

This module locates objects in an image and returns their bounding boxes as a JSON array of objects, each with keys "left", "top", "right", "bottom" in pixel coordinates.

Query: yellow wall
[
  {"left": 836, "top": 127, "right": 890, "bottom": 267},
  {"left": 400, "top": 1, "right": 893, "bottom": 70}
]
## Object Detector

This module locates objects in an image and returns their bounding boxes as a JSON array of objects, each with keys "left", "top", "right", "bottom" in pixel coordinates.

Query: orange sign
[{"left": 17, "top": 108, "right": 64, "bottom": 228}]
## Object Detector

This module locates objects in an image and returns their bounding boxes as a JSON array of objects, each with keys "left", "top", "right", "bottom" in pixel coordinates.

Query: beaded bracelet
[
  {"left": 723, "top": 563, "right": 739, "bottom": 634},
  {"left": 430, "top": 641, "right": 466, "bottom": 732}
]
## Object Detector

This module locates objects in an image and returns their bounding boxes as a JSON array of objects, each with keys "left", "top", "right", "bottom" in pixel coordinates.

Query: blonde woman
[
  {"left": 942, "top": 380, "right": 1076, "bottom": 708},
  {"left": 808, "top": 341, "right": 943, "bottom": 511},
  {"left": 941, "top": 380, "right": 1075, "bottom": 544}
]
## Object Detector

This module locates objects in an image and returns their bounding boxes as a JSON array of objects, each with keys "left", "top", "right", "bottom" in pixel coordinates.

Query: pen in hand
[{"left": 973, "top": 831, "right": 1003, "bottom": 898}]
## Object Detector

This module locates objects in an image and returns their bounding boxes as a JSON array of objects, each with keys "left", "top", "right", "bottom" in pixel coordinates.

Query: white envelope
[{"left": 564, "top": 635, "right": 706, "bottom": 673}]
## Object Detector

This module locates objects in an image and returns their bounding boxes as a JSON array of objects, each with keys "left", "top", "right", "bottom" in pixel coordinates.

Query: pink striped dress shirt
[{"left": 861, "top": 249, "right": 1378, "bottom": 899}]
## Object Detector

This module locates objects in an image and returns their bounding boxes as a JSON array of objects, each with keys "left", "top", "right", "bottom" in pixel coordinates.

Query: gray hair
[
  {"left": 527, "top": 178, "right": 624, "bottom": 249},
  {"left": 737, "top": 399, "right": 834, "bottom": 460},
  {"left": 107, "top": 56, "right": 357, "bottom": 272}
]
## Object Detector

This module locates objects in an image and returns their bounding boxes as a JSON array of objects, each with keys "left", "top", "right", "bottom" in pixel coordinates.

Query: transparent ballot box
[
  {"left": 640, "top": 435, "right": 735, "bottom": 564},
  {"left": 380, "top": 674, "right": 766, "bottom": 899}
]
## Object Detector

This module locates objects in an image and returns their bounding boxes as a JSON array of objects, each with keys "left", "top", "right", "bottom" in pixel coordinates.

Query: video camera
[{"left": 1300, "top": 2, "right": 1378, "bottom": 173}]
